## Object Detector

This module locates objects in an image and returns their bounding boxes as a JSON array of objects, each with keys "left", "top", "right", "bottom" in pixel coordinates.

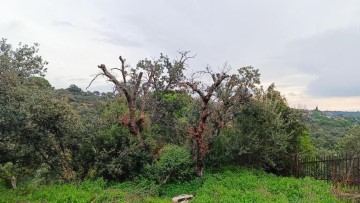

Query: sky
[{"left": 1, "top": 0, "right": 360, "bottom": 111}]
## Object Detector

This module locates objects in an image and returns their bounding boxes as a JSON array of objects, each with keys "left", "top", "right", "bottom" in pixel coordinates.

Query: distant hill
[
  {"left": 300, "top": 108, "right": 360, "bottom": 155},
  {"left": 322, "top": 111, "right": 360, "bottom": 124},
  {"left": 322, "top": 111, "right": 360, "bottom": 119}
]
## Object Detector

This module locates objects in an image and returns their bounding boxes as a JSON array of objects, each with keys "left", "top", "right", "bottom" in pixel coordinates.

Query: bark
[
  {"left": 97, "top": 60, "right": 146, "bottom": 146},
  {"left": 185, "top": 73, "right": 229, "bottom": 176},
  {"left": 195, "top": 160, "right": 204, "bottom": 177},
  {"left": 10, "top": 176, "right": 16, "bottom": 189}
]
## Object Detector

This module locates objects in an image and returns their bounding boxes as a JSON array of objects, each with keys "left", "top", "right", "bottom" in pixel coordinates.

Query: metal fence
[{"left": 297, "top": 154, "right": 360, "bottom": 187}]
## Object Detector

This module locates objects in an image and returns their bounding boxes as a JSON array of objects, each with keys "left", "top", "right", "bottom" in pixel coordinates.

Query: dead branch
[{"left": 86, "top": 73, "right": 104, "bottom": 90}]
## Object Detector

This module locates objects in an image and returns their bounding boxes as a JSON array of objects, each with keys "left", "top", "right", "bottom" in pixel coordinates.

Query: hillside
[{"left": 302, "top": 108, "right": 360, "bottom": 155}]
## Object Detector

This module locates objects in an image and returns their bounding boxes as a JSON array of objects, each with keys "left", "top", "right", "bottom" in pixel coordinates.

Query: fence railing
[{"left": 298, "top": 154, "right": 360, "bottom": 187}]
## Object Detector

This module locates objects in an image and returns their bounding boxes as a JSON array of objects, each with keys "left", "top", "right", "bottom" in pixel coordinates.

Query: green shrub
[
  {"left": 145, "top": 145, "right": 193, "bottom": 184},
  {"left": 94, "top": 124, "right": 149, "bottom": 180},
  {"left": 208, "top": 96, "right": 313, "bottom": 176}
]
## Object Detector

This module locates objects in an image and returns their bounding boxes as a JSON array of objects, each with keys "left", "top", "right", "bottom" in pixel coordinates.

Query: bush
[
  {"left": 208, "top": 91, "right": 313, "bottom": 175},
  {"left": 93, "top": 124, "right": 149, "bottom": 180},
  {"left": 145, "top": 145, "right": 193, "bottom": 184}
]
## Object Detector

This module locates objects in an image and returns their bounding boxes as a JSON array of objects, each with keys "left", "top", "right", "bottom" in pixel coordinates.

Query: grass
[{"left": 0, "top": 168, "right": 343, "bottom": 203}]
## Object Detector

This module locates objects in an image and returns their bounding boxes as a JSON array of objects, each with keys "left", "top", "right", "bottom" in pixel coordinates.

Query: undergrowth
[{"left": 0, "top": 168, "right": 342, "bottom": 203}]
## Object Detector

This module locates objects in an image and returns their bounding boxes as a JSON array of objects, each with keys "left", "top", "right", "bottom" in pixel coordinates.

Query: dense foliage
[
  {"left": 144, "top": 145, "right": 193, "bottom": 184},
  {"left": 303, "top": 108, "right": 360, "bottom": 155},
  {"left": 1, "top": 39, "right": 349, "bottom": 201},
  {"left": 208, "top": 84, "right": 314, "bottom": 175}
]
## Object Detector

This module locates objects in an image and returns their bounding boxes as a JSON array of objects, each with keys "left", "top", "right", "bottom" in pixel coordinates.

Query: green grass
[{"left": 0, "top": 168, "right": 342, "bottom": 203}]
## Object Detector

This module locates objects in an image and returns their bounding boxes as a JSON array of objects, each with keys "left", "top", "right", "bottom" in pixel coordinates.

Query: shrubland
[{"left": 0, "top": 39, "right": 344, "bottom": 201}]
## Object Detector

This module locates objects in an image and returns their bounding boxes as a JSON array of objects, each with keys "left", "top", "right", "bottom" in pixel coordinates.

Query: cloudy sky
[{"left": 1, "top": 0, "right": 360, "bottom": 110}]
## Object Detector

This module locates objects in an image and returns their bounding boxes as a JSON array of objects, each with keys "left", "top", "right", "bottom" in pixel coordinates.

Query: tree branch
[
  {"left": 119, "top": 56, "right": 127, "bottom": 84},
  {"left": 98, "top": 64, "right": 132, "bottom": 104},
  {"left": 86, "top": 73, "right": 103, "bottom": 90},
  {"left": 185, "top": 82, "right": 206, "bottom": 99}
]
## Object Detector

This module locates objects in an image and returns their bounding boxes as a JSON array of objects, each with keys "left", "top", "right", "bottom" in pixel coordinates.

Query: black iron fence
[{"left": 297, "top": 154, "right": 360, "bottom": 187}]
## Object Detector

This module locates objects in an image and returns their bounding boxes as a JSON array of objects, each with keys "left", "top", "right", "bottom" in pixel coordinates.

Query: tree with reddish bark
[
  {"left": 183, "top": 66, "right": 260, "bottom": 176},
  {"left": 88, "top": 52, "right": 192, "bottom": 147}
]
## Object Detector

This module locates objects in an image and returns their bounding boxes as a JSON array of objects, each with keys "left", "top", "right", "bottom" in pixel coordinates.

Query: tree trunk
[
  {"left": 193, "top": 110, "right": 210, "bottom": 177},
  {"left": 125, "top": 103, "right": 145, "bottom": 147},
  {"left": 195, "top": 156, "right": 204, "bottom": 177},
  {"left": 11, "top": 176, "right": 16, "bottom": 189}
]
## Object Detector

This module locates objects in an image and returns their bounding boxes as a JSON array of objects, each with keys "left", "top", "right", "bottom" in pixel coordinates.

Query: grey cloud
[
  {"left": 5, "top": 0, "right": 360, "bottom": 106},
  {"left": 87, "top": 1, "right": 360, "bottom": 79},
  {"left": 283, "top": 26, "right": 360, "bottom": 97}
]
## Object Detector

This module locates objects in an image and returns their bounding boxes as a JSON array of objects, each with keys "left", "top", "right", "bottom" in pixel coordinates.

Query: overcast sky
[{"left": 1, "top": 0, "right": 360, "bottom": 110}]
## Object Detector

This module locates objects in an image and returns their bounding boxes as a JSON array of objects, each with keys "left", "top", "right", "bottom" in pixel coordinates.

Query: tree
[
  {"left": 92, "top": 98, "right": 149, "bottom": 180},
  {"left": 0, "top": 38, "right": 48, "bottom": 108},
  {"left": 0, "top": 39, "right": 86, "bottom": 185},
  {"left": 27, "top": 76, "right": 52, "bottom": 89},
  {"left": 0, "top": 38, "right": 47, "bottom": 78},
  {"left": 337, "top": 126, "right": 360, "bottom": 155},
  {"left": 1, "top": 81, "right": 83, "bottom": 183},
  {"left": 208, "top": 84, "right": 313, "bottom": 175},
  {"left": 19, "top": 95, "right": 81, "bottom": 181},
  {"left": 0, "top": 38, "right": 49, "bottom": 187},
  {"left": 0, "top": 39, "right": 48, "bottom": 155},
  {"left": 148, "top": 90, "right": 192, "bottom": 145},
  {"left": 183, "top": 66, "right": 260, "bottom": 176},
  {"left": 88, "top": 52, "right": 192, "bottom": 147},
  {"left": 66, "top": 84, "right": 83, "bottom": 93}
]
